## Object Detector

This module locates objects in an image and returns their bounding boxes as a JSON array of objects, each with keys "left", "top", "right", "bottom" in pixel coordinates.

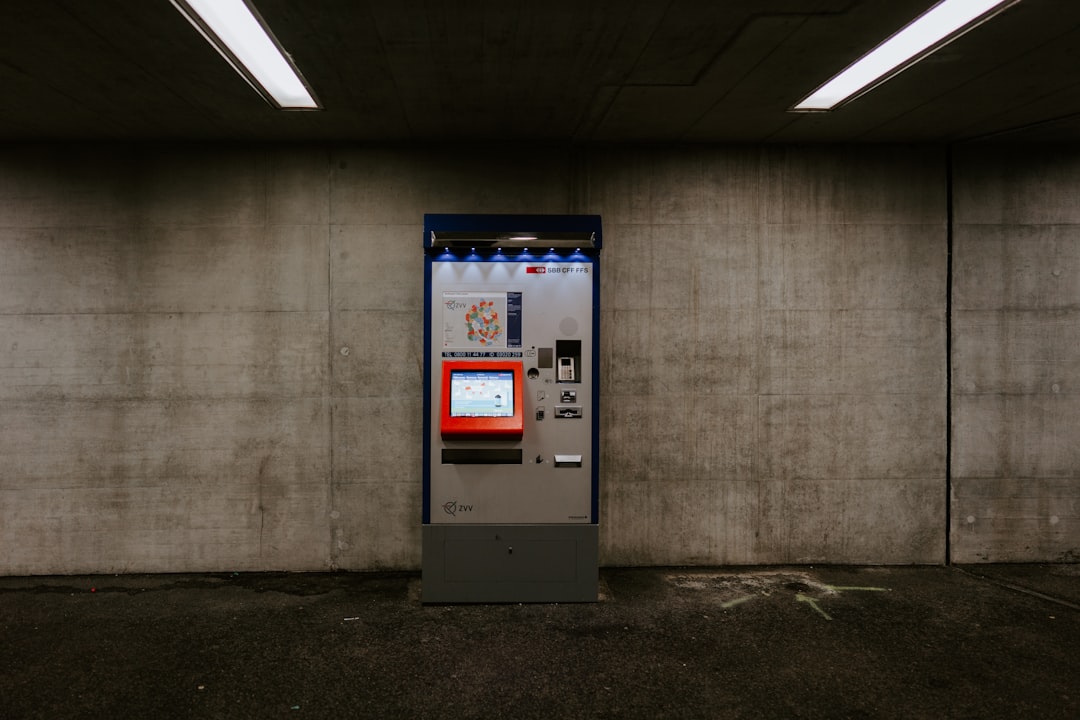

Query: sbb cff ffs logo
[{"left": 526, "top": 266, "right": 589, "bottom": 275}]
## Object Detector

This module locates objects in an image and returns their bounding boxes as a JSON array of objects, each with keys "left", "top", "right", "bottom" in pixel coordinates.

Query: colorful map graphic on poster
[
  {"left": 443, "top": 292, "right": 506, "bottom": 348},
  {"left": 466, "top": 299, "right": 503, "bottom": 345}
]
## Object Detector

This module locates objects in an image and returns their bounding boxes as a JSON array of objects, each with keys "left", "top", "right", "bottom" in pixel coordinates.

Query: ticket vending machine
[{"left": 422, "top": 214, "right": 601, "bottom": 603}]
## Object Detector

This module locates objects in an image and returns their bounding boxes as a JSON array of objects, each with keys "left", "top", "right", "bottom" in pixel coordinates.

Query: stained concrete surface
[
  {"left": 1, "top": 565, "right": 1077, "bottom": 719},
  {"left": 2, "top": 145, "right": 955, "bottom": 574},
  {"left": 950, "top": 146, "right": 1080, "bottom": 564}
]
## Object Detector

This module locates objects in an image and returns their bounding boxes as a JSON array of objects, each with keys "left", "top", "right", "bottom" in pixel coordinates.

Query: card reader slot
[{"left": 441, "top": 448, "right": 523, "bottom": 464}]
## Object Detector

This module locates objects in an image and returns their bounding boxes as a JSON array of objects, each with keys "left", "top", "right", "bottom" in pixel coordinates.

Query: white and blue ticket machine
[{"left": 422, "top": 214, "right": 601, "bottom": 603}]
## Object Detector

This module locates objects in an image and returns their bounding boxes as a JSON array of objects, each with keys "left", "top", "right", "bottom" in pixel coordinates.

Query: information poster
[{"left": 442, "top": 291, "right": 521, "bottom": 352}]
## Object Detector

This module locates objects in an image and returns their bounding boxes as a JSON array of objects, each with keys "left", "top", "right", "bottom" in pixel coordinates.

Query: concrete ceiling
[{"left": 3, "top": 0, "right": 1079, "bottom": 144}]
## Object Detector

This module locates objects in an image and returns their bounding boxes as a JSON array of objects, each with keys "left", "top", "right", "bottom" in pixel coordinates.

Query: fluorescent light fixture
[
  {"left": 170, "top": 0, "right": 320, "bottom": 109},
  {"left": 792, "top": 0, "right": 1019, "bottom": 111}
]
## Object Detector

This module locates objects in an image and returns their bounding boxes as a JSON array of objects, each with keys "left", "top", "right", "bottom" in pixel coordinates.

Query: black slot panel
[
  {"left": 442, "top": 448, "right": 523, "bottom": 464},
  {"left": 555, "top": 339, "right": 581, "bottom": 383}
]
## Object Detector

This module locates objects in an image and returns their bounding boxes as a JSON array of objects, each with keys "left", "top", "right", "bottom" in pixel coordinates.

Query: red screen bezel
[{"left": 440, "top": 360, "right": 524, "bottom": 439}]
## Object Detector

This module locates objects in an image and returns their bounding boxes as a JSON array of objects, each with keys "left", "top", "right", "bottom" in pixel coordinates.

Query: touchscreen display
[{"left": 449, "top": 371, "right": 515, "bottom": 417}]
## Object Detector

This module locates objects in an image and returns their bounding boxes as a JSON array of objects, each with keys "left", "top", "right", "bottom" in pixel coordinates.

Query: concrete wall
[
  {"left": 0, "top": 146, "right": 333, "bottom": 573},
  {"left": 0, "top": 142, "right": 961, "bottom": 574},
  {"left": 591, "top": 147, "right": 946, "bottom": 565},
  {"left": 952, "top": 145, "right": 1080, "bottom": 562}
]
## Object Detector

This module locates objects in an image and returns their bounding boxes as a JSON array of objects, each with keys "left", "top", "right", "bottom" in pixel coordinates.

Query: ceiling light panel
[
  {"left": 170, "top": 0, "right": 320, "bottom": 109},
  {"left": 793, "top": 0, "right": 1020, "bottom": 111}
]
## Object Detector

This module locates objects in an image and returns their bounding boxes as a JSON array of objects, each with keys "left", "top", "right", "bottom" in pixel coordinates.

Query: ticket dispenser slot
[
  {"left": 422, "top": 213, "right": 601, "bottom": 604},
  {"left": 555, "top": 405, "right": 582, "bottom": 419}
]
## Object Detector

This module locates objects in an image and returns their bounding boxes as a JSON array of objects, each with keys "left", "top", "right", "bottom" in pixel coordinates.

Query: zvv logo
[{"left": 442, "top": 500, "right": 473, "bottom": 516}]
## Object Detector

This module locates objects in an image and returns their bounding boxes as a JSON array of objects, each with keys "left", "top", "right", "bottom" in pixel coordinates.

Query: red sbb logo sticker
[{"left": 526, "top": 267, "right": 546, "bottom": 274}]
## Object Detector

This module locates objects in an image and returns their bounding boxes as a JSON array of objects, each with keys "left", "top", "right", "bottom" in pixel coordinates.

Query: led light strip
[
  {"left": 170, "top": 0, "right": 320, "bottom": 109},
  {"left": 793, "top": 0, "right": 1020, "bottom": 111}
]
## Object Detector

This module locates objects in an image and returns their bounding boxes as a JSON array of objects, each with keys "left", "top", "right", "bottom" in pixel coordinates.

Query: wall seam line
[
  {"left": 945, "top": 144, "right": 955, "bottom": 566},
  {"left": 327, "top": 149, "right": 338, "bottom": 571}
]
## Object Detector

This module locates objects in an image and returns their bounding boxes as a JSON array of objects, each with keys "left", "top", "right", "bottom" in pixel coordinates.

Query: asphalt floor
[{"left": 1, "top": 564, "right": 1078, "bottom": 719}]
